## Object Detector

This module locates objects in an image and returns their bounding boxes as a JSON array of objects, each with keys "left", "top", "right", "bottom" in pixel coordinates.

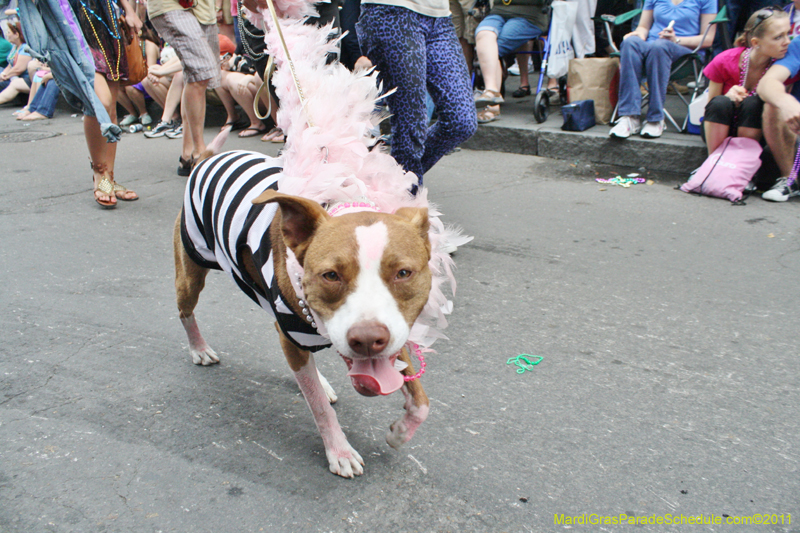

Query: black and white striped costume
[{"left": 180, "top": 150, "right": 331, "bottom": 352}]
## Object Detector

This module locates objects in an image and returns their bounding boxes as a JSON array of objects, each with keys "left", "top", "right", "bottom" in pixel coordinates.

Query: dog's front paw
[
  {"left": 386, "top": 400, "right": 429, "bottom": 449},
  {"left": 190, "top": 346, "right": 219, "bottom": 366},
  {"left": 326, "top": 443, "right": 364, "bottom": 478}
]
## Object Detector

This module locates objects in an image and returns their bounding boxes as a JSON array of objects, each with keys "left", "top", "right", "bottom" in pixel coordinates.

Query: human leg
[
  {"left": 421, "top": 15, "right": 477, "bottom": 176},
  {"left": 181, "top": 79, "right": 209, "bottom": 160},
  {"left": 0, "top": 76, "right": 31, "bottom": 105},
  {"left": 643, "top": 38, "right": 690, "bottom": 123},
  {"left": 763, "top": 102, "right": 796, "bottom": 177},
  {"left": 356, "top": 5, "right": 429, "bottom": 179},
  {"left": 616, "top": 36, "right": 648, "bottom": 118},
  {"left": 475, "top": 15, "right": 505, "bottom": 95},
  {"left": 22, "top": 80, "right": 59, "bottom": 119},
  {"left": 702, "top": 95, "right": 735, "bottom": 154}
]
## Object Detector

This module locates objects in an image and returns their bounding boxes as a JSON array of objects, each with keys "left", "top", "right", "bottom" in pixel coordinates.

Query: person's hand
[
  {"left": 125, "top": 10, "right": 143, "bottom": 35},
  {"left": 658, "top": 25, "right": 677, "bottom": 42},
  {"left": 779, "top": 97, "right": 800, "bottom": 134},
  {"left": 725, "top": 85, "right": 748, "bottom": 104},
  {"left": 354, "top": 56, "right": 373, "bottom": 72},
  {"left": 623, "top": 29, "right": 646, "bottom": 41},
  {"left": 216, "top": 7, "right": 224, "bottom": 23}
]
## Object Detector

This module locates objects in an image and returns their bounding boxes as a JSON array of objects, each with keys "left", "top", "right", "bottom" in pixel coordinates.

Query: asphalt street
[{"left": 1, "top": 110, "right": 799, "bottom": 533}]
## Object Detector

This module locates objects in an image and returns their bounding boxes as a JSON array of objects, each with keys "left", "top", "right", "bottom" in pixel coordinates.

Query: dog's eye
[
  {"left": 395, "top": 269, "right": 413, "bottom": 280},
  {"left": 321, "top": 271, "right": 340, "bottom": 282}
]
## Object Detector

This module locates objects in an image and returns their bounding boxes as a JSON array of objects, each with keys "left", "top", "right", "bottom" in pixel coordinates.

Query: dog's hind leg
[
  {"left": 386, "top": 346, "right": 430, "bottom": 449},
  {"left": 174, "top": 214, "right": 219, "bottom": 366},
  {"left": 277, "top": 325, "right": 363, "bottom": 478}
]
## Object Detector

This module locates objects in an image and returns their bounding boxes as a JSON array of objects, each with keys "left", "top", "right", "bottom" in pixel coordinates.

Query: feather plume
[{"left": 255, "top": 7, "right": 473, "bottom": 349}]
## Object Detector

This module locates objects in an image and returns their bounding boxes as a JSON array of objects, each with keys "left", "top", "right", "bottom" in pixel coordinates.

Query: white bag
[
  {"left": 546, "top": 1, "right": 579, "bottom": 78},
  {"left": 688, "top": 88, "right": 709, "bottom": 133}
]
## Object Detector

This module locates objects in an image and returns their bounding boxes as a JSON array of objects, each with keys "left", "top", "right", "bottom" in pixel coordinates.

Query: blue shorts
[{"left": 475, "top": 14, "right": 543, "bottom": 57}]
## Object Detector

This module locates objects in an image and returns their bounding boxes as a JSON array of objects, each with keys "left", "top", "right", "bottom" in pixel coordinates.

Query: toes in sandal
[
  {"left": 261, "top": 127, "right": 282, "bottom": 142},
  {"left": 94, "top": 176, "right": 117, "bottom": 209},
  {"left": 113, "top": 182, "right": 139, "bottom": 201},
  {"left": 477, "top": 108, "right": 500, "bottom": 124},
  {"left": 512, "top": 85, "right": 531, "bottom": 98}
]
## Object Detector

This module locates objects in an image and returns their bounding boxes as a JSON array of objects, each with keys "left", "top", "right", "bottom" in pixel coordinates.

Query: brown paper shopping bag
[{"left": 566, "top": 58, "right": 620, "bottom": 125}]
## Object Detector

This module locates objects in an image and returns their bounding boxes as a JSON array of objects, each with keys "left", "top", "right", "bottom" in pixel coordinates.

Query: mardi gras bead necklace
[{"left": 80, "top": 0, "right": 122, "bottom": 81}]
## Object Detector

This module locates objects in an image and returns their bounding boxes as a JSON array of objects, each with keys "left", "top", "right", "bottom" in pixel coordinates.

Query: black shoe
[
  {"left": 177, "top": 155, "right": 194, "bottom": 177},
  {"left": 512, "top": 85, "right": 531, "bottom": 98}
]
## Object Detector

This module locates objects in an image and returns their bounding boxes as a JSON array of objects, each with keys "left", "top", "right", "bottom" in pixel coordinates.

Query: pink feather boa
[{"left": 249, "top": 4, "right": 471, "bottom": 349}]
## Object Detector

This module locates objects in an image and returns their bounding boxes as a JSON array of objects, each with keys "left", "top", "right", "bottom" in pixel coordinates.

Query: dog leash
[{"left": 251, "top": 0, "right": 314, "bottom": 127}]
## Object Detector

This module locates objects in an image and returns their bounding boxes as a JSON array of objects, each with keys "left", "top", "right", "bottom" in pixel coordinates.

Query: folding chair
[{"left": 600, "top": 5, "right": 730, "bottom": 132}]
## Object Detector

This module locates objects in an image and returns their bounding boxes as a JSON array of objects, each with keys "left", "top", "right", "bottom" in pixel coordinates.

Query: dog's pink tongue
[{"left": 347, "top": 357, "right": 404, "bottom": 396}]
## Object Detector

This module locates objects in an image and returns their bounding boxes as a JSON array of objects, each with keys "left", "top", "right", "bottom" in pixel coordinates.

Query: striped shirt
[{"left": 180, "top": 150, "right": 331, "bottom": 352}]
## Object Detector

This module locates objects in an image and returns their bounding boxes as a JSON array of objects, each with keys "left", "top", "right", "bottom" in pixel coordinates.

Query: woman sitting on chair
[
  {"left": 609, "top": 0, "right": 717, "bottom": 139},
  {"left": 702, "top": 8, "right": 791, "bottom": 155}
]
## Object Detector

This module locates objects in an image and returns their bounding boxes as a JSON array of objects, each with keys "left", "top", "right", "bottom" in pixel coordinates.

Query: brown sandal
[{"left": 477, "top": 107, "right": 500, "bottom": 124}]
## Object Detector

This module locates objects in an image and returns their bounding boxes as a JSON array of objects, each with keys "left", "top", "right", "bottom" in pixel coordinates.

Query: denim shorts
[{"left": 475, "top": 14, "right": 543, "bottom": 57}]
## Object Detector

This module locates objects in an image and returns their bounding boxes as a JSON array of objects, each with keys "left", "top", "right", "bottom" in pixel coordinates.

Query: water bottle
[{"left": 129, "top": 124, "right": 144, "bottom": 133}]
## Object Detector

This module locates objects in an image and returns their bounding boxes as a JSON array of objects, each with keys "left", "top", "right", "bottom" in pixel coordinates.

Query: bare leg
[
  {"left": 703, "top": 120, "right": 730, "bottom": 155},
  {"left": 181, "top": 79, "right": 209, "bottom": 160},
  {"left": 0, "top": 78, "right": 31, "bottom": 105},
  {"left": 162, "top": 71, "right": 184, "bottom": 123},
  {"left": 126, "top": 86, "right": 148, "bottom": 117},
  {"left": 476, "top": 29, "right": 502, "bottom": 93},
  {"left": 764, "top": 103, "right": 796, "bottom": 177}
]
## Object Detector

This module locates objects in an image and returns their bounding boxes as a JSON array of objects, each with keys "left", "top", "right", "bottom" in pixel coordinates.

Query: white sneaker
[
  {"left": 641, "top": 120, "right": 665, "bottom": 138},
  {"left": 609, "top": 116, "right": 641, "bottom": 139},
  {"left": 762, "top": 177, "right": 800, "bottom": 202},
  {"left": 119, "top": 114, "right": 138, "bottom": 127}
]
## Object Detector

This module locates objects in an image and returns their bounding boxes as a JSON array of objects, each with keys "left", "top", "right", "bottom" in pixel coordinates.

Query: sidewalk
[{"left": 462, "top": 74, "right": 708, "bottom": 175}]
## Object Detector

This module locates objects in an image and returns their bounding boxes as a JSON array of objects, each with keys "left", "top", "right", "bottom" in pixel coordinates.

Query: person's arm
[
  {"left": 757, "top": 64, "right": 800, "bottom": 133},
  {"left": 119, "top": 0, "right": 143, "bottom": 34},
  {"left": 624, "top": 9, "right": 653, "bottom": 41},
  {"left": 3, "top": 52, "right": 31, "bottom": 78},
  {"left": 659, "top": 12, "right": 716, "bottom": 49}
]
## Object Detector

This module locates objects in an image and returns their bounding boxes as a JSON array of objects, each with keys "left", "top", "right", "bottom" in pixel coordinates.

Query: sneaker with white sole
[
  {"left": 119, "top": 114, "right": 138, "bottom": 127},
  {"left": 762, "top": 177, "right": 800, "bottom": 202},
  {"left": 165, "top": 124, "right": 184, "bottom": 139},
  {"left": 640, "top": 120, "right": 665, "bottom": 138},
  {"left": 609, "top": 116, "right": 641, "bottom": 139},
  {"left": 140, "top": 113, "right": 153, "bottom": 127},
  {"left": 144, "top": 120, "right": 177, "bottom": 138}
]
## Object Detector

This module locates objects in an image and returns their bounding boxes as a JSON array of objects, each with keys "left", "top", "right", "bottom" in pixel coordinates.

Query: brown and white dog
[
  {"left": 173, "top": 0, "right": 466, "bottom": 478},
  {"left": 174, "top": 162, "right": 433, "bottom": 477}
]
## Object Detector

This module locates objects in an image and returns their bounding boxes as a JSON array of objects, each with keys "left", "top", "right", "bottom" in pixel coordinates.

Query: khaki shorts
[
  {"left": 150, "top": 9, "right": 222, "bottom": 89},
  {"left": 450, "top": 0, "right": 481, "bottom": 44}
]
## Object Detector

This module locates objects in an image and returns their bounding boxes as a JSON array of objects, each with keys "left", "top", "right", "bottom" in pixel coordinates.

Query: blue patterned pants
[{"left": 357, "top": 5, "right": 477, "bottom": 186}]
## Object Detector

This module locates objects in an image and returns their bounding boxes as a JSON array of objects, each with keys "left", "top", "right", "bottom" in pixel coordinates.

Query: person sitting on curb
[
  {"left": 472, "top": 0, "right": 549, "bottom": 124},
  {"left": 702, "top": 9, "right": 791, "bottom": 156},
  {"left": 608, "top": 0, "right": 717, "bottom": 140},
  {"left": 757, "top": 15, "right": 800, "bottom": 202}
]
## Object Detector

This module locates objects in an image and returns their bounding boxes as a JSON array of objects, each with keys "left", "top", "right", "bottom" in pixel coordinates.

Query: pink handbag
[{"left": 680, "top": 137, "right": 763, "bottom": 204}]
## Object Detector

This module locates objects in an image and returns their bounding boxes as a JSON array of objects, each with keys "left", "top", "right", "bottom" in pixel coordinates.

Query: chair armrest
[{"left": 602, "top": 8, "right": 642, "bottom": 27}]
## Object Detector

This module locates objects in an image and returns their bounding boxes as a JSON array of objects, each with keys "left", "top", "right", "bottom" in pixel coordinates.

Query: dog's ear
[
  {"left": 394, "top": 207, "right": 429, "bottom": 240},
  {"left": 253, "top": 190, "right": 330, "bottom": 261}
]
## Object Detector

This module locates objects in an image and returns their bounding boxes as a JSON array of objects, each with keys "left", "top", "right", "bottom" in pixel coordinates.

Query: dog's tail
[{"left": 194, "top": 125, "right": 233, "bottom": 167}]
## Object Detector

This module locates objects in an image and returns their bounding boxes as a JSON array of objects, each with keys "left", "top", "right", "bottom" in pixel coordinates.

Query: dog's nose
[{"left": 347, "top": 321, "right": 390, "bottom": 357}]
